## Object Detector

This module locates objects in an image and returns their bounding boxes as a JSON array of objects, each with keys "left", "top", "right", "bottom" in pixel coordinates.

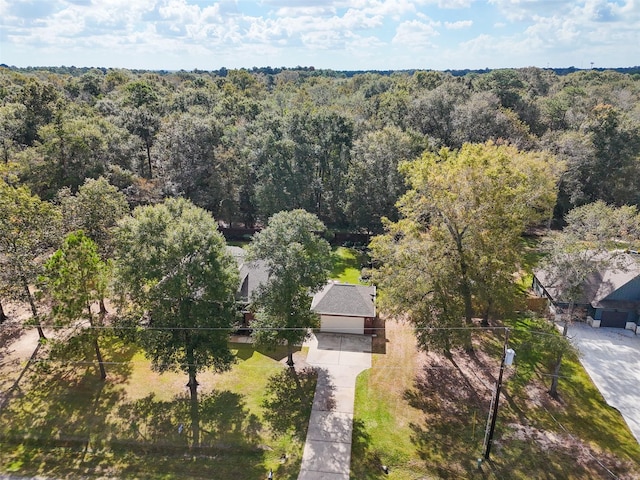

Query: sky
[{"left": 0, "top": 0, "right": 638, "bottom": 71}]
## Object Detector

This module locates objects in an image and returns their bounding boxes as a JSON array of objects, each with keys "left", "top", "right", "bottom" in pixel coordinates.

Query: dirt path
[{"left": 0, "top": 303, "right": 46, "bottom": 408}]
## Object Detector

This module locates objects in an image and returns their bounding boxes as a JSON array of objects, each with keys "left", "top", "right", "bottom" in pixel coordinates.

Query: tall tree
[
  {"left": 0, "top": 180, "right": 61, "bottom": 338},
  {"left": 0, "top": 103, "right": 27, "bottom": 164},
  {"left": 371, "top": 142, "right": 561, "bottom": 353},
  {"left": 120, "top": 80, "right": 162, "bottom": 179},
  {"left": 115, "top": 198, "right": 238, "bottom": 447},
  {"left": 40, "top": 231, "right": 110, "bottom": 379},
  {"left": 57, "top": 177, "right": 129, "bottom": 314},
  {"left": 154, "top": 113, "right": 226, "bottom": 213},
  {"left": 246, "top": 209, "right": 332, "bottom": 367},
  {"left": 285, "top": 108, "right": 353, "bottom": 224},
  {"left": 16, "top": 78, "right": 59, "bottom": 146}
]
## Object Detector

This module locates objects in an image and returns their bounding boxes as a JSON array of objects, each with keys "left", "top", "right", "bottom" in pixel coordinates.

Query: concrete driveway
[
  {"left": 568, "top": 323, "right": 640, "bottom": 443},
  {"left": 298, "top": 333, "right": 372, "bottom": 480}
]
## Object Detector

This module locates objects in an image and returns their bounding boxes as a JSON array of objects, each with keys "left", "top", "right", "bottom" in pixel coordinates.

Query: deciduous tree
[
  {"left": 371, "top": 142, "right": 561, "bottom": 353},
  {"left": 57, "top": 177, "right": 129, "bottom": 258},
  {"left": 246, "top": 209, "right": 332, "bottom": 367},
  {"left": 115, "top": 198, "right": 238, "bottom": 446},
  {"left": 345, "top": 126, "right": 424, "bottom": 233},
  {"left": 540, "top": 201, "right": 639, "bottom": 397},
  {"left": 0, "top": 180, "right": 61, "bottom": 338}
]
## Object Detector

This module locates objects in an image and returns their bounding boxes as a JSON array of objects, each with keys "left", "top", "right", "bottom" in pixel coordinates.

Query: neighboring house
[
  {"left": 226, "top": 247, "right": 376, "bottom": 335},
  {"left": 227, "top": 246, "right": 269, "bottom": 326},
  {"left": 532, "top": 252, "right": 640, "bottom": 329},
  {"left": 311, "top": 281, "right": 377, "bottom": 335}
]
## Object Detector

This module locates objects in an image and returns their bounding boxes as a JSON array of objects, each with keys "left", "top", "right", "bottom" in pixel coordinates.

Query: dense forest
[
  {"left": 1, "top": 65, "right": 640, "bottom": 479},
  {"left": 1, "top": 66, "right": 639, "bottom": 233}
]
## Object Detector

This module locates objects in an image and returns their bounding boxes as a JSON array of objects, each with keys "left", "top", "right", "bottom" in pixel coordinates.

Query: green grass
[
  {"left": 351, "top": 317, "right": 640, "bottom": 479},
  {"left": 352, "top": 321, "right": 434, "bottom": 479},
  {"left": 330, "top": 247, "right": 367, "bottom": 284},
  {"left": 0, "top": 335, "right": 310, "bottom": 479},
  {"left": 516, "top": 235, "right": 545, "bottom": 292}
]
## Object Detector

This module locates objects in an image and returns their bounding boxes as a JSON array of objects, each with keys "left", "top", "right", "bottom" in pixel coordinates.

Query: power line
[{"left": 21, "top": 323, "right": 510, "bottom": 331}]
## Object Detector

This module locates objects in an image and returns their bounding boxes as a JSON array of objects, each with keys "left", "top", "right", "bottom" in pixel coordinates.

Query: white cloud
[
  {"left": 392, "top": 19, "right": 440, "bottom": 46},
  {"left": 438, "top": 0, "right": 474, "bottom": 8},
  {"left": 487, "top": 0, "right": 572, "bottom": 22},
  {"left": 0, "top": 0, "right": 637, "bottom": 70},
  {"left": 445, "top": 20, "right": 472, "bottom": 29}
]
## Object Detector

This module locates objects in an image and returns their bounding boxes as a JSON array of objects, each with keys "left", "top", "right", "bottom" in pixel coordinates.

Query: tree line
[{"left": 1, "top": 66, "right": 639, "bottom": 233}]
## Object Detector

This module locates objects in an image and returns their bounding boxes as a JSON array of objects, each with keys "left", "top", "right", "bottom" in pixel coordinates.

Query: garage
[
  {"left": 600, "top": 310, "right": 628, "bottom": 328},
  {"left": 311, "top": 282, "right": 376, "bottom": 336},
  {"left": 319, "top": 314, "right": 364, "bottom": 335}
]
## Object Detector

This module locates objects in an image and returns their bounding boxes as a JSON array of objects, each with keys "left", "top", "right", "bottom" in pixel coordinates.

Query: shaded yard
[
  {"left": 352, "top": 316, "right": 640, "bottom": 479},
  {"left": 0, "top": 332, "right": 314, "bottom": 479}
]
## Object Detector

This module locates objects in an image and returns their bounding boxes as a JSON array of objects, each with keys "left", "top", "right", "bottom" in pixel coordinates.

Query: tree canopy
[
  {"left": 371, "top": 142, "right": 562, "bottom": 353},
  {"left": 246, "top": 209, "right": 332, "bottom": 366},
  {"left": 0, "top": 178, "right": 60, "bottom": 337},
  {"left": 114, "top": 197, "right": 239, "bottom": 446},
  {"left": 1, "top": 66, "right": 638, "bottom": 230},
  {"left": 538, "top": 201, "right": 640, "bottom": 395},
  {"left": 40, "top": 231, "right": 110, "bottom": 379}
]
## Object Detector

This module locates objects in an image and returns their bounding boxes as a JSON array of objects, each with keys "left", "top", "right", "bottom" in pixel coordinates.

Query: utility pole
[{"left": 482, "top": 328, "right": 515, "bottom": 460}]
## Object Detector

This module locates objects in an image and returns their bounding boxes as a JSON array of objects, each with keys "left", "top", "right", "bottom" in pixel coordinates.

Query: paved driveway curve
[
  {"left": 298, "top": 333, "right": 372, "bottom": 480},
  {"left": 568, "top": 323, "right": 640, "bottom": 443}
]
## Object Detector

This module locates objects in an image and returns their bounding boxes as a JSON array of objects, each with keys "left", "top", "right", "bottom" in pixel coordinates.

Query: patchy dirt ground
[
  {"left": 403, "top": 320, "right": 640, "bottom": 479},
  {"left": 0, "top": 302, "right": 48, "bottom": 410}
]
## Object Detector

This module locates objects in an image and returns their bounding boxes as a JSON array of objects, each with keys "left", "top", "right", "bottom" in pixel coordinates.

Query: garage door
[
  {"left": 600, "top": 311, "right": 628, "bottom": 328},
  {"left": 320, "top": 315, "right": 364, "bottom": 335}
]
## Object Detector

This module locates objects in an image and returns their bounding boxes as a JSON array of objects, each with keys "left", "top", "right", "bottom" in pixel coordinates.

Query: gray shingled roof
[
  {"left": 311, "top": 282, "right": 376, "bottom": 317},
  {"left": 226, "top": 246, "right": 270, "bottom": 302},
  {"left": 239, "top": 259, "right": 270, "bottom": 302},
  {"left": 534, "top": 251, "right": 640, "bottom": 307}
]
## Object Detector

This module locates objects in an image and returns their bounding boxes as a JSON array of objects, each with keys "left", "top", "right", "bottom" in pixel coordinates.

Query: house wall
[
  {"left": 604, "top": 276, "right": 640, "bottom": 302},
  {"left": 532, "top": 276, "right": 547, "bottom": 298},
  {"left": 320, "top": 314, "right": 365, "bottom": 335}
]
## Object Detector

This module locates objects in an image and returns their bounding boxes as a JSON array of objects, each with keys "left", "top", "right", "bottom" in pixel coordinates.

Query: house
[
  {"left": 311, "top": 282, "right": 377, "bottom": 335},
  {"left": 227, "top": 246, "right": 269, "bottom": 327},
  {"left": 532, "top": 251, "right": 640, "bottom": 329},
  {"left": 226, "top": 247, "right": 376, "bottom": 335}
]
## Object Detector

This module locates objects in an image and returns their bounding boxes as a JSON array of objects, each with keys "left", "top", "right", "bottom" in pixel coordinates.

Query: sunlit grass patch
[{"left": 330, "top": 247, "right": 367, "bottom": 284}]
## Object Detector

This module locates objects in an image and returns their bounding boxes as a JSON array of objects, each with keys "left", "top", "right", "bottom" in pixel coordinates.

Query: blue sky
[{"left": 1, "top": 0, "right": 638, "bottom": 70}]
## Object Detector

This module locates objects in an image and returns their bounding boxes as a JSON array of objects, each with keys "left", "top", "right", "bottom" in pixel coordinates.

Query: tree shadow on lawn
[
  {"left": 0, "top": 340, "right": 42, "bottom": 411},
  {"left": 0, "top": 333, "right": 138, "bottom": 478},
  {"left": 348, "top": 419, "right": 378, "bottom": 479},
  {"left": 58, "top": 388, "right": 269, "bottom": 479},
  {"left": 546, "top": 358, "right": 640, "bottom": 463},
  {"left": 0, "top": 363, "right": 129, "bottom": 478},
  {"left": 114, "top": 389, "right": 263, "bottom": 449},
  {"left": 230, "top": 342, "right": 304, "bottom": 363},
  {"left": 2, "top": 386, "right": 272, "bottom": 479},
  {"left": 403, "top": 353, "right": 639, "bottom": 479},
  {"left": 262, "top": 367, "right": 318, "bottom": 442},
  {"left": 403, "top": 359, "right": 486, "bottom": 479}
]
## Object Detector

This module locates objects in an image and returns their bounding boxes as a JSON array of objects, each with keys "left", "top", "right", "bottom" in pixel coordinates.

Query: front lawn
[{"left": 0, "top": 335, "right": 313, "bottom": 479}]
